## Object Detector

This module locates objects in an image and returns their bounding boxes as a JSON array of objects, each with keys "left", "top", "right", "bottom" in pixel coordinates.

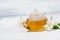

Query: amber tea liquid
[{"left": 24, "top": 18, "right": 47, "bottom": 32}]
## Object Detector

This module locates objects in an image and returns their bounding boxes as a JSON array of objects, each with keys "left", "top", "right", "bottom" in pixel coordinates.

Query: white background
[
  {"left": 0, "top": 0, "right": 60, "bottom": 16},
  {"left": 0, "top": 0, "right": 60, "bottom": 40}
]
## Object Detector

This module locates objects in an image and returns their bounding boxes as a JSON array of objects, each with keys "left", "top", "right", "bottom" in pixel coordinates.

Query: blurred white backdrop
[
  {"left": 0, "top": 0, "right": 60, "bottom": 40},
  {"left": 0, "top": 0, "right": 60, "bottom": 17}
]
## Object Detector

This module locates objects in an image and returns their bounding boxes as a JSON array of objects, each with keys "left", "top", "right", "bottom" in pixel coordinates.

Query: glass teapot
[
  {"left": 20, "top": 9, "right": 49, "bottom": 32},
  {"left": 20, "top": 9, "right": 60, "bottom": 32}
]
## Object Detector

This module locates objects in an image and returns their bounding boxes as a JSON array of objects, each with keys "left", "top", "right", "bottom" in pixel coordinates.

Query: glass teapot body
[{"left": 23, "top": 12, "right": 48, "bottom": 32}]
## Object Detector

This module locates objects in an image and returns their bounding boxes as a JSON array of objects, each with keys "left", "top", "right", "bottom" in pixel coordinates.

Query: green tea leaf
[
  {"left": 58, "top": 23, "right": 60, "bottom": 26},
  {"left": 53, "top": 25, "right": 59, "bottom": 29}
]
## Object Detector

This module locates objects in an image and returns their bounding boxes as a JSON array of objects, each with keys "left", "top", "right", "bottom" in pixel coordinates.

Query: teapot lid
[{"left": 28, "top": 9, "right": 47, "bottom": 21}]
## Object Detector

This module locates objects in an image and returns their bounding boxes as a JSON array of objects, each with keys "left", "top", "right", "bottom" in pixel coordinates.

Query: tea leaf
[
  {"left": 53, "top": 25, "right": 59, "bottom": 29},
  {"left": 58, "top": 23, "right": 60, "bottom": 26}
]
